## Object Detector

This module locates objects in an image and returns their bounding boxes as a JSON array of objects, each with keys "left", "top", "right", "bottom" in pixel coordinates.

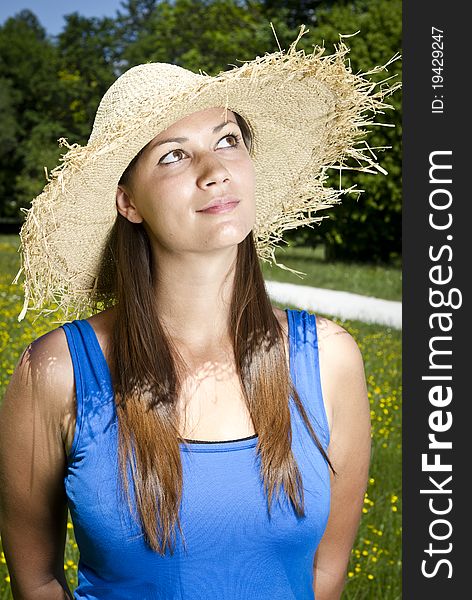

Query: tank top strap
[
  {"left": 61, "top": 320, "right": 112, "bottom": 390},
  {"left": 61, "top": 319, "right": 116, "bottom": 463},
  {"left": 287, "top": 309, "right": 330, "bottom": 451}
]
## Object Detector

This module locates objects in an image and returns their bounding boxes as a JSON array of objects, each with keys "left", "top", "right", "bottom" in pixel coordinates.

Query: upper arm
[
  {"left": 314, "top": 317, "right": 371, "bottom": 599},
  {"left": 0, "top": 327, "right": 75, "bottom": 596}
]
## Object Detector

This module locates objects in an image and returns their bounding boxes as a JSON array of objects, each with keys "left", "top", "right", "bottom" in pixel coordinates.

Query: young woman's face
[{"left": 117, "top": 107, "right": 256, "bottom": 258}]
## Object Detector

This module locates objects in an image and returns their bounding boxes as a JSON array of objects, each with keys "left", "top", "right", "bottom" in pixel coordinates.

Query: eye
[
  {"left": 159, "top": 149, "right": 186, "bottom": 165},
  {"left": 217, "top": 133, "right": 241, "bottom": 148},
  {"left": 158, "top": 132, "right": 242, "bottom": 165}
]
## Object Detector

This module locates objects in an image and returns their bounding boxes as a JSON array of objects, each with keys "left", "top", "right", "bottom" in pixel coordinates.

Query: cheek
[
  {"left": 136, "top": 179, "right": 173, "bottom": 219},
  {"left": 242, "top": 161, "right": 256, "bottom": 217},
  {"left": 138, "top": 183, "right": 194, "bottom": 242},
  {"left": 247, "top": 200, "right": 257, "bottom": 232},
  {"left": 233, "top": 156, "right": 255, "bottom": 192},
  {"left": 245, "top": 159, "right": 256, "bottom": 195}
]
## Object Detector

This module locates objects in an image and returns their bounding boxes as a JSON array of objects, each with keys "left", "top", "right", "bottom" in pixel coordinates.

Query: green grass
[
  {"left": 0, "top": 234, "right": 401, "bottom": 599},
  {"left": 261, "top": 245, "right": 402, "bottom": 301}
]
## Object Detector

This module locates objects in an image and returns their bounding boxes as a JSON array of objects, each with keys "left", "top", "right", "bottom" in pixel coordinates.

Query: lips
[{"left": 197, "top": 196, "right": 240, "bottom": 212}]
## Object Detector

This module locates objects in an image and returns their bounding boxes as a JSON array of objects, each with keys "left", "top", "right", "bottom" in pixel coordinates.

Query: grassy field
[
  {"left": 0, "top": 234, "right": 401, "bottom": 599},
  {"left": 261, "top": 245, "right": 402, "bottom": 302}
]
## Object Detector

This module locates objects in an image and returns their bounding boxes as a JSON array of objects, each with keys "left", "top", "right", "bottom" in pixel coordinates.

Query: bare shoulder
[
  {"left": 314, "top": 315, "right": 367, "bottom": 434},
  {"left": 27, "top": 325, "right": 74, "bottom": 396},
  {"left": 85, "top": 306, "right": 116, "bottom": 356},
  {"left": 315, "top": 315, "right": 362, "bottom": 360},
  {"left": 3, "top": 325, "right": 76, "bottom": 449}
]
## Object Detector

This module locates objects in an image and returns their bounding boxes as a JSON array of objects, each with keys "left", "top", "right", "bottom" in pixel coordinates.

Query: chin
[{"left": 210, "top": 220, "right": 253, "bottom": 245}]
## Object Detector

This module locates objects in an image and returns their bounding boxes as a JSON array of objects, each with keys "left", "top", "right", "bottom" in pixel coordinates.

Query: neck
[{"left": 151, "top": 246, "right": 238, "bottom": 350}]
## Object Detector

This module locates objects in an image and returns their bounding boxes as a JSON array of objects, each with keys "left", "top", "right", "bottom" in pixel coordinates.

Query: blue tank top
[{"left": 62, "top": 308, "right": 330, "bottom": 600}]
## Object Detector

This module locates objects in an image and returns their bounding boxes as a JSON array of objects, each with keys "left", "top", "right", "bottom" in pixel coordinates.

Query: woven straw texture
[{"left": 14, "top": 26, "right": 399, "bottom": 323}]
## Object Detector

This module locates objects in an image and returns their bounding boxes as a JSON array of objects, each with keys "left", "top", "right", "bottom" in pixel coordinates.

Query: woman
[{"left": 0, "top": 29, "right": 395, "bottom": 599}]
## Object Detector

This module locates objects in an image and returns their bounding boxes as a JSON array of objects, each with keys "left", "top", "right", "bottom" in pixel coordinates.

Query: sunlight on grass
[{"left": 261, "top": 245, "right": 402, "bottom": 302}]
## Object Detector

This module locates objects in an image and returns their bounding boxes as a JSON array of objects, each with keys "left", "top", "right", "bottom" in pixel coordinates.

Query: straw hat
[{"left": 14, "top": 26, "right": 399, "bottom": 323}]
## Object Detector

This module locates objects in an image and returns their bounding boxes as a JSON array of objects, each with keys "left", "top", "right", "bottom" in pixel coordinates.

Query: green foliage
[
  {"left": 56, "top": 14, "right": 118, "bottom": 140},
  {"left": 0, "top": 11, "right": 60, "bottom": 219},
  {"left": 13, "top": 121, "right": 65, "bottom": 211},
  {"left": 0, "top": 10, "right": 119, "bottom": 219},
  {"left": 262, "top": 0, "right": 337, "bottom": 28},
  {"left": 285, "top": 0, "right": 402, "bottom": 263},
  {"left": 0, "top": 79, "right": 18, "bottom": 155},
  {"left": 0, "top": 78, "right": 20, "bottom": 216},
  {"left": 118, "top": 0, "right": 296, "bottom": 74},
  {"left": 0, "top": 11, "right": 58, "bottom": 116}
]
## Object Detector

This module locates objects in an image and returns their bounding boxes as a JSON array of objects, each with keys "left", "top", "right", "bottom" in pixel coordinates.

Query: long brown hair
[{"left": 93, "top": 112, "right": 334, "bottom": 556}]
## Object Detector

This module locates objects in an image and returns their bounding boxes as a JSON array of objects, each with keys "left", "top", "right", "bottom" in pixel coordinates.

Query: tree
[
  {"left": 0, "top": 78, "right": 20, "bottom": 217},
  {"left": 0, "top": 11, "right": 61, "bottom": 219},
  {"left": 262, "top": 0, "right": 341, "bottom": 29},
  {"left": 116, "top": 0, "right": 160, "bottom": 45},
  {"left": 56, "top": 13, "right": 118, "bottom": 142},
  {"left": 284, "top": 0, "right": 402, "bottom": 263},
  {"left": 0, "top": 10, "right": 123, "bottom": 221},
  {"left": 118, "top": 0, "right": 297, "bottom": 74},
  {"left": 14, "top": 121, "right": 65, "bottom": 209}
]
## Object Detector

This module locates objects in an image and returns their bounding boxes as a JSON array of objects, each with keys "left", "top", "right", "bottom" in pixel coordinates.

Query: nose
[{"left": 196, "top": 152, "right": 231, "bottom": 189}]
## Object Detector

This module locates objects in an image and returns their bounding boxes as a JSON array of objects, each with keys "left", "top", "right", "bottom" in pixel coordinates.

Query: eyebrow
[{"left": 151, "top": 120, "right": 239, "bottom": 149}]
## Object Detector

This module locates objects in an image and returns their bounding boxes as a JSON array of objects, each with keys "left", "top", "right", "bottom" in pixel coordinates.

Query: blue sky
[{"left": 0, "top": 0, "right": 125, "bottom": 35}]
